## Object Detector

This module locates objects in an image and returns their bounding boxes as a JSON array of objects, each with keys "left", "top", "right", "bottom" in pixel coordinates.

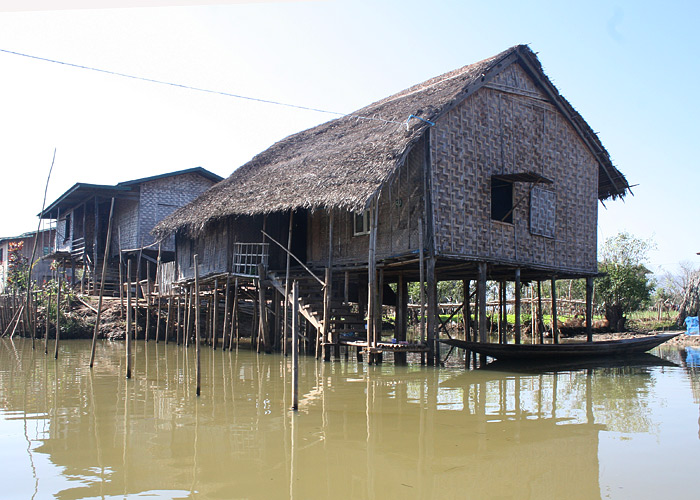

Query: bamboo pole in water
[
  {"left": 145, "top": 261, "right": 151, "bottom": 342},
  {"left": 291, "top": 280, "right": 299, "bottom": 411},
  {"left": 54, "top": 271, "right": 61, "bottom": 360},
  {"left": 90, "top": 197, "right": 115, "bottom": 368},
  {"left": 165, "top": 293, "right": 172, "bottom": 345},
  {"left": 194, "top": 254, "right": 201, "bottom": 396},
  {"left": 211, "top": 279, "right": 218, "bottom": 350},
  {"left": 176, "top": 289, "right": 182, "bottom": 346},
  {"left": 44, "top": 285, "right": 50, "bottom": 355},
  {"left": 231, "top": 277, "right": 239, "bottom": 350},
  {"left": 221, "top": 275, "right": 230, "bottom": 350},
  {"left": 126, "top": 259, "right": 133, "bottom": 379},
  {"left": 185, "top": 285, "right": 192, "bottom": 348}
]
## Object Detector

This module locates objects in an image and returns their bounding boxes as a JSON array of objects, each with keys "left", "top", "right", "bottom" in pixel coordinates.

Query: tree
[
  {"left": 6, "top": 241, "right": 29, "bottom": 292},
  {"left": 595, "top": 232, "right": 655, "bottom": 331}
]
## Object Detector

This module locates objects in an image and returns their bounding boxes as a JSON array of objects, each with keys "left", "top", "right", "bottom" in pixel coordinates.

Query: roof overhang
[{"left": 40, "top": 183, "right": 136, "bottom": 219}]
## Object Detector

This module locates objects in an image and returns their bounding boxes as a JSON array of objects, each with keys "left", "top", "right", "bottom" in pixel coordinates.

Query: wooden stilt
[
  {"left": 222, "top": 275, "right": 231, "bottom": 350},
  {"left": 145, "top": 261, "right": 151, "bottom": 342},
  {"left": 165, "top": 294, "right": 172, "bottom": 345},
  {"left": 54, "top": 271, "right": 61, "bottom": 360},
  {"left": 395, "top": 274, "right": 407, "bottom": 366},
  {"left": 463, "top": 279, "right": 471, "bottom": 368},
  {"left": 126, "top": 259, "right": 132, "bottom": 379},
  {"left": 194, "top": 255, "right": 201, "bottom": 396},
  {"left": 212, "top": 279, "right": 219, "bottom": 350},
  {"left": 586, "top": 277, "right": 594, "bottom": 342},
  {"left": 426, "top": 256, "right": 437, "bottom": 366},
  {"left": 323, "top": 267, "right": 332, "bottom": 362},
  {"left": 478, "top": 263, "right": 487, "bottom": 343},
  {"left": 291, "top": 280, "right": 299, "bottom": 411},
  {"left": 537, "top": 281, "right": 544, "bottom": 344},
  {"left": 231, "top": 277, "right": 239, "bottom": 350},
  {"left": 186, "top": 285, "right": 193, "bottom": 348},
  {"left": 514, "top": 269, "right": 521, "bottom": 345},
  {"left": 44, "top": 284, "right": 50, "bottom": 355},
  {"left": 551, "top": 276, "right": 559, "bottom": 344},
  {"left": 90, "top": 197, "right": 115, "bottom": 368},
  {"left": 283, "top": 210, "right": 293, "bottom": 357},
  {"left": 257, "top": 264, "right": 270, "bottom": 353},
  {"left": 177, "top": 288, "right": 183, "bottom": 345},
  {"left": 418, "top": 217, "right": 425, "bottom": 364}
]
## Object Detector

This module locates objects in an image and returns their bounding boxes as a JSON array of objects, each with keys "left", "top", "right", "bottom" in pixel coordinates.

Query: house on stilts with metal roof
[{"left": 153, "top": 45, "right": 629, "bottom": 364}]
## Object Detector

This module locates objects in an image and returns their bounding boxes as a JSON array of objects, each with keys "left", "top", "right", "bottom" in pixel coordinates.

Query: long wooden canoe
[{"left": 439, "top": 333, "right": 680, "bottom": 360}]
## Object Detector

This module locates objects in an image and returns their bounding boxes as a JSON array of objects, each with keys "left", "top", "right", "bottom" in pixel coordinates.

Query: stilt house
[
  {"left": 41, "top": 167, "right": 222, "bottom": 293},
  {"left": 154, "top": 45, "right": 629, "bottom": 363},
  {"left": 0, "top": 228, "right": 55, "bottom": 292}
]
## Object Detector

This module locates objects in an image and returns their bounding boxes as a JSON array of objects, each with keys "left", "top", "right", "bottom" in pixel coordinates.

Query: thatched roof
[{"left": 155, "top": 45, "right": 629, "bottom": 238}]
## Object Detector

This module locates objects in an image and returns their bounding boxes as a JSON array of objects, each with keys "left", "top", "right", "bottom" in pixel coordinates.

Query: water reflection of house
[
  {"left": 0, "top": 228, "right": 55, "bottom": 292},
  {"left": 154, "top": 45, "right": 630, "bottom": 362},
  {"left": 39, "top": 167, "right": 222, "bottom": 294}
]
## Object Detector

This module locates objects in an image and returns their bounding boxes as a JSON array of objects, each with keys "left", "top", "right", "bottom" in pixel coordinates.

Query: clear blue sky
[{"left": 0, "top": 0, "right": 698, "bottom": 276}]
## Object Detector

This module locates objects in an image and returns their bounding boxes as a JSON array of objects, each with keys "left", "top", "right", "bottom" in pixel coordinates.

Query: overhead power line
[{"left": 0, "top": 47, "right": 402, "bottom": 126}]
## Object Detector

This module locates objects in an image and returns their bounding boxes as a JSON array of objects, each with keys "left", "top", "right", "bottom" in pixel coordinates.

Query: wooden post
[
  {"left": 514, "top": 269, "right": 521, "bottom": 345},
  {"left": 222, "top": 275, "right": 231, "bottom": 350},
  {"left": 212, "top": 279, "right": 219, "bottom": 350},
  {"left": 323, "top": 267, "right": 332, "bottom": 361},
  {"left": 165, "top": 294, "right": 172, "bottom": 344},
  {"left": 537, "top": 281, "right": 544, "bottom": 344},
  {"left": 145, "top": 260, "right": 151, "bottom": 342},
  {"left": 185, "top": 285, "right": 193, "bottom": 348},
  {"left": 462, "top": 280, "right": 471, "bottom": 341},
  {"left": 194, "top": 255, "right": 201, "bottom": 396},
  {"left": 44, "top": 284, "right": 50, "bottom": 355},
  {"left": 426, "top": 256, "right": 437, "bottom": 366},
  {"left": 367, "top": 199, "right": 378, "bottom": 362},
  {"left": 90, "top": 197, "right": 115, "bottom": 368},
  {"left": 257, "top": 264, "right": 271, "bottom": 352},
  {"left": 478, "top": 263, "right": 487, "bottom": 343},
  {"left": 54, "top": 270, "right": 61, "bottom": 360},
  {"left": 283, "top": 210, "right": 294, "bottom": 357},
  {"left": 126, "top": 259, "right": 132, "bottom": 379},
  {"left": 118, "top": 231, "right": 124, "bottom": 318},
  {"left": 586, "top": 277, "right": 594, "bottom": 342},
  {"left": 551, "top": 276, "right": 559, "bottom": 344},
  {"left": 418, "top": 217, "right": 425, "bottom": 363},
  {"left": 395, "top": 274, "right": 408, "bottom": 366},
  {"left": 177, "top": 288, "right": 183, "bottom": 345},
  {"left": 231, "top": 277, "right": 240, "bottom": 349},
  {"left": 291, "top": 280, "right": 299, "bottom": 411}
]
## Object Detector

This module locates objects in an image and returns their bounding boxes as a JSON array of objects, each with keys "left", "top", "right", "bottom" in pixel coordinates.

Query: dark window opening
[
  {"left": 353, "top": 210, "right": 370, "bottom": 236},
  {"left": 64, "top": 215, "right": 71, "bottom": 242},
  {"left": 491, "top": 179, "right": 513, "bottom": 224}
]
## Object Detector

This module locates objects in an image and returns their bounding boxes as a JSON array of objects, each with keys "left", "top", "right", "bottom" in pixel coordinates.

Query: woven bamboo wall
[
  {"left": 307, "top": 139, "right": 424, "bottom": 266},
  {"left": 430, "top": 63, "right": 598, "bottom": 274}
]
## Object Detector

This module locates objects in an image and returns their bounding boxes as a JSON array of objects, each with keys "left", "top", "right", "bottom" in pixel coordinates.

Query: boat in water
[{"left": 439, "top": 333, "right": 680, "bottom": 361}]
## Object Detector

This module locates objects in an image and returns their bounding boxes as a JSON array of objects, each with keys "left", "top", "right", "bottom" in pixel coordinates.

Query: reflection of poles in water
[
  {"left": 289, "top": 400, "right": 297, "bottom": 500},
  {"left": 586, "top": 369, "right": 594, "bottom": 424},
  {"left": 88, "top": 371, "right": 105, "bottom": 498},
  {"left": 190, "top": 383, "right": 200, "bottom": 497},
  {"left": 22, "top": 366, "right": 38, "bottom": 500},
  {"left": 122, "top": 364, "right": 129, "bottom": 498}
]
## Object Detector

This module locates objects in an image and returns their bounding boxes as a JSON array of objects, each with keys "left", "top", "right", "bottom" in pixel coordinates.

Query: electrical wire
[{"left": 0, "top": 47, "right": 403, "bottom": 126}]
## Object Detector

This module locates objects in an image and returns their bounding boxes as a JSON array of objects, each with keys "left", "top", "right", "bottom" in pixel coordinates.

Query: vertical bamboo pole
[
  {"left": 90, "top": 197, "right": 115, "bottom": 368},
  {"left": 514, "top": 269, "right": 521, "bottom": 345},
  {"left": 283, "top": 210, "right": 293, "bottom": 357},
  {"left": 54, "top": 270, "right": 61, "bottom": 360},
  {"left": 126, "top": 259, "right": 132, "bottom": 379},
  {"left": 478, "top": 263, "right": 487, "bottom": 343},
  {"left": 44, "top": 284, "right": 50, "bottom": 355},
  {"left": 185, "top": 285, "right": 193, "bottom": 348},
  {"left": 231, "top": 277, "right": 239, "bottom": 350},
  {"left": 418, "top": 217, "right": 425, "bottom": 350},
  {"left": 537, "top": 281, "right": 544, "bottom": 344},
  {"left": 212, "top": 278, "right": 219, "bottom": 350},
  {"left": 586, "top": 277, "right": 594, "bottom": 342},
  {"left": 291, "top": 280, "right": 299, "bottom": 411},
  {"left": 176, "top": 288, "right": 183, "bottom": 345},
  {"left": 145, "top": 261, "right": 151, "bottom": 342},
  {"left": 165, "top": 293, "right": 172, "bottom": 345},
  {"left": 221, "top": 275, "right": 230, "bottom": 350},
  {"left": 257, "top": 264, "right": 270, "bottom": 353},
  {"left": 551, "top": 276, "right": 559, "bottom": 344},
  {"left": 322, "top": 267, "right": 332, "bottom": 361},
  {"left": 194, "top": 254, "right": 201, "bottom": 396},
  {"left": 118, "top": 228, "right": 124, "bottom": 317}
]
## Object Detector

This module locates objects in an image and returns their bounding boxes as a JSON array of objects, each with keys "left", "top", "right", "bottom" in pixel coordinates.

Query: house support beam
[
  {"left": 551, "top": 276, "right": 559, "bottom": 344},
  {"left": 586, "top": 276, "right": 594, "bottom": 342},
  {"left": 514, "top": 268, "right": 521, "bottom": 344},
  {"left": 395, "top": 273, "right": 408, "bottom": 365}
]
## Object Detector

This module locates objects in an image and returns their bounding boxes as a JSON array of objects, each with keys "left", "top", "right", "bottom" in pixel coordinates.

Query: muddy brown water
[{"left": 1, "top": 339, "right": 699, "bottom": 499}]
